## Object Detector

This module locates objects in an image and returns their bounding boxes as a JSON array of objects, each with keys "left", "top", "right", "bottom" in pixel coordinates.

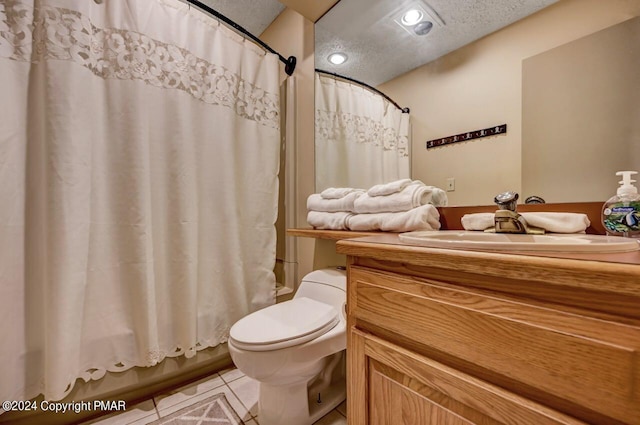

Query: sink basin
[{"left": 398, "top": 231, "right": 640, "bottom": 253}]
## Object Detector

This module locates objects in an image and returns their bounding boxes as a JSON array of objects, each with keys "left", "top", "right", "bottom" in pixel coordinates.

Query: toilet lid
[{"left": 229, "top": 297, "right": 339, "bottom": 352}]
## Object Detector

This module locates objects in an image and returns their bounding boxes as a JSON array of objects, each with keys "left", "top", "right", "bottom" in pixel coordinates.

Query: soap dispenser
[{"left": 602, "top": 171, "right": 640, "bottom": 237}]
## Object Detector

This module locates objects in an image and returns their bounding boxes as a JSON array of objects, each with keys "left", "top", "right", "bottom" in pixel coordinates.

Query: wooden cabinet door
[
  {"left": 369, "top": 359, "right": 474, "bottom": 425},
  {"left": 348, "top": 328, "right": 585, "bottom": 425}
]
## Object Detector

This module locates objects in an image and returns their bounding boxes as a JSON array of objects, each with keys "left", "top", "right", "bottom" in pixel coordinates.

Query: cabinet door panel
[
  {"left": 350, "top": 266, "right": 640, "bottom": 424},
  {"left": 370, "top": 361, "right": 477, "bottom": 425},
  {"left": 352, "top": 329, "right": 584, "bottom": 425}
]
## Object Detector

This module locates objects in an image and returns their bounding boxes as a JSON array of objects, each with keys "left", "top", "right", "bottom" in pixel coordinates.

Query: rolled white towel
[
  {"left": 354, "top": 184, "right": 448, "bottom": 213},
  {"left": 307, "top": 191, "right": 362, "bottom": 213},
  {"left": 367, "top": 179, "right": 415, "bottom": 197},
  {"left": 461, "top": 212, "right": 591, "bottom": 233},
  {"left": 307, "top": 211, "right": 353, "bottom": 230},
  {"left": 522, "top": 212, "right": 591, "bottom": 233},
  {"left": 461, "top": 213, "right": 495, "bottom": 231},
  {"left": 347, "top": 205, "right": 441, "bottom": 232},
  {"left": 320, "top": 187, "right": 365, "bottom": 200}
]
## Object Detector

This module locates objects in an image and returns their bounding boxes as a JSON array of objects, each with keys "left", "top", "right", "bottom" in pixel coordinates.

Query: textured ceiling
[
  {"left": 315, "top": 0, "right": 559, "bottom": 86},
  {"left": 193, "top": 0, "right": 559, "bottom": 88}
]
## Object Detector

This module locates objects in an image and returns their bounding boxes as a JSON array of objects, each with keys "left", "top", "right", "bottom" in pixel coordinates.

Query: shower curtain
[
  {"left": 315, "top": 72, "right": 410, "bottom": 191},
  {"left": 0, "top": 0, "right": 280, "bottom": 403}
]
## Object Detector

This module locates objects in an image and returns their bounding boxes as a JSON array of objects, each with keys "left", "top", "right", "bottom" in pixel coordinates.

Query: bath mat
[{"left": 149, "top": 393, "right": 244, "bottom": 424}]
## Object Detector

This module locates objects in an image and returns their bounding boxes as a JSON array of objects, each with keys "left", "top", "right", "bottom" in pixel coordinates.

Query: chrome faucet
[{"left": 488, "top": 191, "right": 545, "bottom": 235}]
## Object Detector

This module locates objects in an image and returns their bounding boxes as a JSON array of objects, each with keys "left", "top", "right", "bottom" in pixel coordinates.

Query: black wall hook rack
[{"left": 426, "top": 124, "right": 507, "bottom": 149}]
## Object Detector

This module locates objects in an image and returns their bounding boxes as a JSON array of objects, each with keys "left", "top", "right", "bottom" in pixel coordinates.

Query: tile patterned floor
[{"left": 82, "top": 366, "right": 347, "bottom": 425}]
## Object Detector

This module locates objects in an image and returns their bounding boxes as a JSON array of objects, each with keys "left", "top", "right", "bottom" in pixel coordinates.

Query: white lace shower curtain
[
  {"left": 0, "top": 0, "right": 280, "bottom": 403},
  {"left": 315, "top": 72, "right": 410, "bottom": 191}
]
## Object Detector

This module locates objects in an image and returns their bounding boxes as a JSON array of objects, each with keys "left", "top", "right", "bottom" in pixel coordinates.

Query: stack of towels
[{"left": 307, "top": 179, "right": 447, "bottom": 232}]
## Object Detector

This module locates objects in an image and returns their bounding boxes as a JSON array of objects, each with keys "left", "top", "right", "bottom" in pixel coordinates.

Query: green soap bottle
[{"left": 602, "top": 171, "right": 640, "bottom": 238}]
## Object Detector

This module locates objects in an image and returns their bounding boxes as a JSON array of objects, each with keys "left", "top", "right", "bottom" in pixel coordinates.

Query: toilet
[{"left": 228, "top": 268, "right": 347, "bottom": 425}]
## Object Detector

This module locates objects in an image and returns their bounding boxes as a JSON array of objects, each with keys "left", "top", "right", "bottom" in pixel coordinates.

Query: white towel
[
  {"left": 461, "top": 212, "right": 591, "bottom": 233},
  {"left": 354, "top": 184, "right": 448, "bottom": 213},
  {"left": 461, "top": 213, "right": 495, "bottom": 231},
  {"left": 347, "top": 205, "right": 441, "bottom": 232},
  {"left": 523, "top": 212, "right": 591, "bottom": 233},
  {"left": 367, "top": 179, "right": 415, "bottom": 197},
  {"left": 307, "top": 191, "right": 362, "bottom": 213},
  {"left": 320, "top": 187, "right": 364, "bottom": 199},
  {"left": 307, "top": 211, "right": 353, "bottom": 230},
  {"left": 429, "top": 187, "right": 448, "bottom": 207}
]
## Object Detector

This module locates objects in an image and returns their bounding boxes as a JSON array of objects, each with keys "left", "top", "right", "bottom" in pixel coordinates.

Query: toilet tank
[{"left": 294, "top": 268, "right": 346, "bottom": 310}]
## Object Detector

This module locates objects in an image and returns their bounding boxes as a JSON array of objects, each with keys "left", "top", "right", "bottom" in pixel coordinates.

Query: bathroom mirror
[{"left": 314, "top": 0, "right": 640, "bottom": 206}]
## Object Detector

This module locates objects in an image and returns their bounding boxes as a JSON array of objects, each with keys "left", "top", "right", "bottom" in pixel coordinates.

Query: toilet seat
[{"left": 229, "top": 297, "right": 339, "bottom": 352}]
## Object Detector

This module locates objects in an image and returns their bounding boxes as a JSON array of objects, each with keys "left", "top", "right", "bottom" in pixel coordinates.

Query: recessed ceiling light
[
  {"left": 401, "top": 9, "right": 423, "bottom": 26},
  {"left": 328, "top": 52, "right": 347, "bottom": 65}
]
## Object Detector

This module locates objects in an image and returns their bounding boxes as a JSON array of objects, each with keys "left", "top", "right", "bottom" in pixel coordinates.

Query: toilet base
[
  {"left": 308, "top": 377, "right": 346, "bottom": 424},
  {"left": 258, "top": 379, "right": 346, "bottom": 425},
  {"left": 258, "top": 352, "right": 346, "bottom": 425}
]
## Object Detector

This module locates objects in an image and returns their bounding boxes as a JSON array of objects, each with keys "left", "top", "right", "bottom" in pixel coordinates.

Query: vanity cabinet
[{"left": 337, "top": 235, "right": 640, "bottom": 425}]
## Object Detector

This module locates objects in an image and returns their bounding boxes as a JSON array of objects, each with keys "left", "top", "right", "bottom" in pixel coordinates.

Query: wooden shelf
[{"left": 286, "top": 228, "right": 388, "bottom": 240}]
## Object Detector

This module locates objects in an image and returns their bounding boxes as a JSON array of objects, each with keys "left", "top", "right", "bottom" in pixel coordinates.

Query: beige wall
[
  {"left": 261, "top": 9, "right": 317, "bottom": 293},
  {"left": 378, "top": 0, "right": 640, "bottom": 206}
]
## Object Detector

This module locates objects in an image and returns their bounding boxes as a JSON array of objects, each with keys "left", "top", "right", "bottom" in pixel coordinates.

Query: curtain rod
[
  {"left": 316, "top": 69, "right": 410, "bottom": 114},
  {"left": 185, "top": 0, "right": 297, "bottom": 76}
]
